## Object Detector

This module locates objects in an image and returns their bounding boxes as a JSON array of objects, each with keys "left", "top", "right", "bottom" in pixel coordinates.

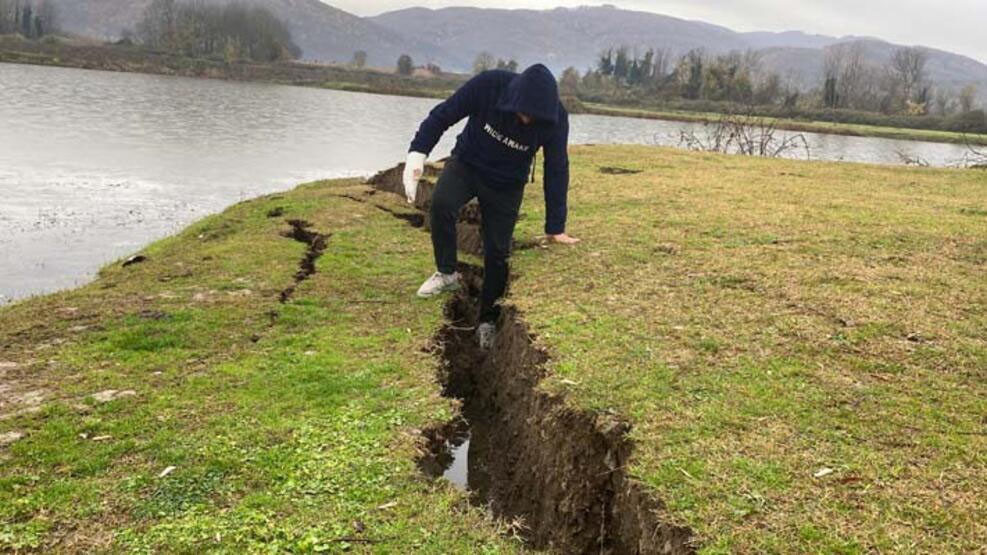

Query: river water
[{"left": 0, "top": 62, "right": 974, "bottom": 304}]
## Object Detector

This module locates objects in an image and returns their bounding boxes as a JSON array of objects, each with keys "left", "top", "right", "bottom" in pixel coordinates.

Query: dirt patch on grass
[{"left": 599, "top": 166, "right": 643, "bottom": 175}]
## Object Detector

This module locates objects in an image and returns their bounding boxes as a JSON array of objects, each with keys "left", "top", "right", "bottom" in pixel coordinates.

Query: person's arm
[
  {"left": 410, "top": 72, "right": 490, "bottom": 155},
  {"left": 542, "top": 113, "right": 579, "bottom": 243},
  {"left": 403, "top": 72, "right": 491, "bottom": 202}
]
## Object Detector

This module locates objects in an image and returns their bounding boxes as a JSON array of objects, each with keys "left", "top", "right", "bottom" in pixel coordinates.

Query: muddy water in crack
[{"left": 1, "top": 62, "right": 973, "bottom": 304}]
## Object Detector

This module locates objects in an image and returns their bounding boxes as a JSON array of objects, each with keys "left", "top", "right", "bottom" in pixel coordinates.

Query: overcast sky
[{"left": 330, "top": 0, "right": 987, "bottom": 63}]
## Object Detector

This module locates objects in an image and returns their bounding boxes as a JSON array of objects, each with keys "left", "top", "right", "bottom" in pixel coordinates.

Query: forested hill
[{"left": 47, "top": 0, "right": 456, "bottom": 68}]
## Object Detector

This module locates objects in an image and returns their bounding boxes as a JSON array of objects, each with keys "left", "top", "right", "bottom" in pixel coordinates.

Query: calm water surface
[{"left": 0, "top": 63, "right": 973, "bottom": 303}]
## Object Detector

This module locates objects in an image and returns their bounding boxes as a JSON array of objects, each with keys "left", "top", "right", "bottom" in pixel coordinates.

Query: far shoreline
[{"left": 3, "top": 36, "right": 987, "bottom": 148}]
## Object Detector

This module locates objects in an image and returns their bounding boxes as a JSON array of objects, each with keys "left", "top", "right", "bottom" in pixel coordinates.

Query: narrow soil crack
[
  {"left": 367, "top": 163, "right": 696, "bottom": 553},
  {"left": 279, "top": 219, "right": 329, "bottom": 304},
  {"left": 334, "top": 194, "right": 426, "bottom": 228}
]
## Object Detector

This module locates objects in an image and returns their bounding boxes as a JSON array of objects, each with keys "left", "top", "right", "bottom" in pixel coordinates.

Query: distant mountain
[
  {"left": 371, "top": 5, "right": 987, "bottom": 98},
  {"left": 371, "top": 6, "right": 750, "bottom": 72},
  {"left": 48, "top": 0, "right": 455, "bottom": 68},
  {"left": 741, "top": 31, "right": 842, "bottom": 50}
]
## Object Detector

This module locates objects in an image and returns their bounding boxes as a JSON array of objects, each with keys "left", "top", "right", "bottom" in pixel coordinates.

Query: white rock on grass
[
  {"left": 158, "top": 466, "right": 176, "bottom": 478},
  {"left": 90, "top": 390, "right": 138, "bottom": 403}
]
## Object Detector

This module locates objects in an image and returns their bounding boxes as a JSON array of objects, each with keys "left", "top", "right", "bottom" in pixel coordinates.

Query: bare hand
[{"left": 548, "top": 233, "right": 581, "bottom": 245}]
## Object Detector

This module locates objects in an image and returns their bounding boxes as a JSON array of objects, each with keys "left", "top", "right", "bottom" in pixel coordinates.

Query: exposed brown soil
[
  {"left": 599, "top": 166, "right": 643, "bottom": 175},
  {"left": 367, "top": 162, "right": 696, "bottom": 553},
  {"left": 366, "top": 161, "right": 531, "bottom": 257}
]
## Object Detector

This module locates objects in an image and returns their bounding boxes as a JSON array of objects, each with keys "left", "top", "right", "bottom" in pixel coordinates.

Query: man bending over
[{"left": 402, "top": 63, "right": 579, "bottom": 349}]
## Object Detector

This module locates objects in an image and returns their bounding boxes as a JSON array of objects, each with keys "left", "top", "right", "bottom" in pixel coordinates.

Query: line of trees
[
  {"left": 559, "top": 44, "right": 983, "bottom": 133},
  {"left": 473, "top": 52, "right": 518, "bottom": 74},
  {"left": 0, "top": 0, "right": 57, "bottom": 38},
  {"left": 137, "top": 0, "right": 300, "bottom": 62},
  {"left": 393, "top": 54, "right": 442, "bottom": 76},
  {"left": 822, "top": 44, "right": 980, "bottom": 118},
  {"left": 823, "top": 44, "right": 932, "bottom": 114},
  {"left": 569, "top": 47, "right": 797, "bottom": 108}
]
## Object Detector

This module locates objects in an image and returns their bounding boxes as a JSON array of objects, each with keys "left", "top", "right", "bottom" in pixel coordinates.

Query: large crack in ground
[
  {"left": 366, "top": 164, "right": 696, "bottom": 553},
  {"left": 427, "top": 268, "right": 694, "bottom": 554}
]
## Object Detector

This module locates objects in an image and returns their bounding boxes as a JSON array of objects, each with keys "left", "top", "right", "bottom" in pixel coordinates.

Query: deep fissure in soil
[
  {"left": 367, "top": 164, "right": 695, "bottom": 553},
  {"left": 425, "top": 267, "right": 694, "bottom": 554},
  {"left": 279, "top": 219, "right": 329, "bottom": 303}
]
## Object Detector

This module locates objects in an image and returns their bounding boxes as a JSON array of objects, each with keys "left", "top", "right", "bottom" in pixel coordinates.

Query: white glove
[{"left": 402, "top": 152, "right": 427, "bottom": 204}]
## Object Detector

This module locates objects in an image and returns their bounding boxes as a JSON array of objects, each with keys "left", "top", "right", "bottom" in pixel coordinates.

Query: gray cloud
[{"left": 334, "top": 0, "right": 986, "bottom": 63}]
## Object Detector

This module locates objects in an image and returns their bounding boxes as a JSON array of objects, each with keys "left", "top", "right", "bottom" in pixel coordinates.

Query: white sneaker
[
  {"left": 417, "top": 272, "right": 461, "bottom": 298},
  {"left": 476, "top": 322, "right": 496, "bottom": 350}
]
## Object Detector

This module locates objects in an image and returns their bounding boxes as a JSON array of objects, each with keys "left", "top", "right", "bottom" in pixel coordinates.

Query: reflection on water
[
  {"left": 443, "top": 436, "right": 470, "bottom": 490},
  {"left": 0, "top": 62, "right": 974, "bottom": 303}
]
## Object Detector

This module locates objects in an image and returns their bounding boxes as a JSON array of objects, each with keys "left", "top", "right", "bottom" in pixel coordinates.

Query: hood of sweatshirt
[{"left": 496, "top": 64, "right": 560, "bottom": 125}]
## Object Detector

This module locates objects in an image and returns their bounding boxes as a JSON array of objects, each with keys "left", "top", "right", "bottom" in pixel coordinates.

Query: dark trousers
[{"left": 431, "top": 158, "right": 524, "bottom": 324}]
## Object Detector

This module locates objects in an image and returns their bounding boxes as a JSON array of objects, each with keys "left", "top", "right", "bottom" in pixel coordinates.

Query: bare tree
[
  {"left": 822, "top": 42, "right": 871, "bottom": 109},
  {"left": 679, "top": 111, "right": 811, "bottom": 159},
  {"left": 351, "top": 50, "right": 367, "bottom": 69},
  {"left": 0, "top": 0, "right": 11, "bottom": 34},
  {"left": 895, "top": 149, "right": 930, "bottom": 167},
  {"left": 889, "top": 47, "right": 929, "bottom": 108},
  {"left": 559, "top": 66, "right": 580, "bottom": 96},
  {"left": 396, "top": 54, "right": 414, "bottom": 76},
  {"left": 0, "top": 0, "right": 58, "bottom": 37},
  {"left": 496, "top": 58, "right": 518, "bottom": 72},
  {"left": 136, "top": 2, "right": 299, "bottom": 62},
  {"left": 959, "top": 85, "right": 978, "bottom": 113},
  {"left": 934, "top": 88, "right": 956, "bottom": 116},
  {"left": 957, "top": 139, "right": 987, "bottom": 168},
  {"left": 36, "top": 0, "right": 56, "bottom": 35},
  {"left": 677, "top": 49, "right": 705, "bottom": 100},
  {"left": 838, "top": 44, "right": 868, "bottom": 109},
  {"left": 651, "top": 48, "right": 672, "bottom": 82},
  {"left": 472, "top": 51, "right": 495, "bottom": 74},
  {"left": 137, "top": 0, "right": 177, "bottom": 50}
]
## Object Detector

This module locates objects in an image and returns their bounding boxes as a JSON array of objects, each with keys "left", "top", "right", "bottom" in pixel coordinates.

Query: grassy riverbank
[
  {"left": 0, "top": 181, "right": 519, "bottom": 551},
  {"left": 1, "top": 147, "right": 985, "bottom": 552}
]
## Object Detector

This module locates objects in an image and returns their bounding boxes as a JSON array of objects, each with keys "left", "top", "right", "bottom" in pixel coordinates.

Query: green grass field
[{"left": 1, "top": 146, "right": 984, "bottom": 552}]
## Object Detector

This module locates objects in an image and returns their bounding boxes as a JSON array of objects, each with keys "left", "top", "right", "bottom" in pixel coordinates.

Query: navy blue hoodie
[{"left": 410, "top": 64, "right": 570, "bottom": 235}]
